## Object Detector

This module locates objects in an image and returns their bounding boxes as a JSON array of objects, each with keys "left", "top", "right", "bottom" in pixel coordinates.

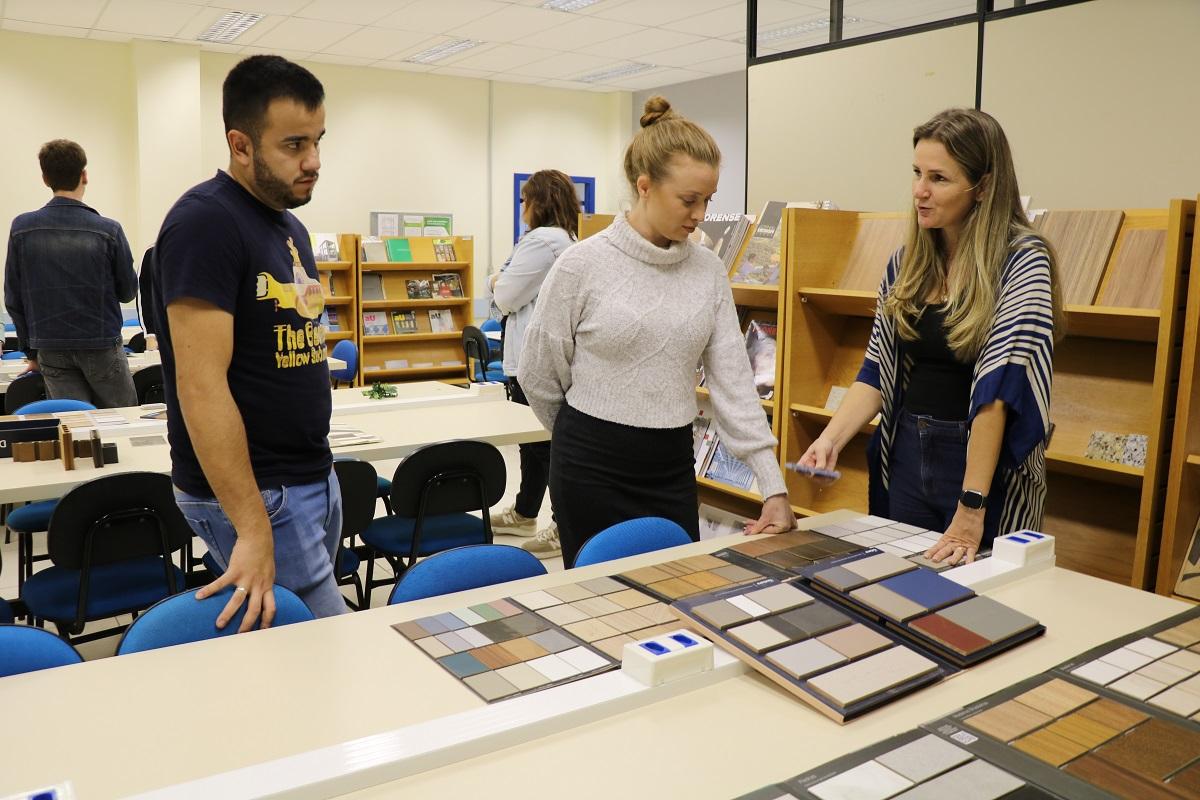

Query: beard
[{"left": 252, "top": 149, "right": 316, "bottom": 210}]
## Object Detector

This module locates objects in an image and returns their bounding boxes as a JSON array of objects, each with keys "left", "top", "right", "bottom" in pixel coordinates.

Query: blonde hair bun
[{"left": 640, "top": 95, "right": 675, "bottom": 128}]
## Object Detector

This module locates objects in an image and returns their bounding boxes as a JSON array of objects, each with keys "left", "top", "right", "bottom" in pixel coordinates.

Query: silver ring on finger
[{"left": 235, "top": 586, "right": 247, "bottom": 593}]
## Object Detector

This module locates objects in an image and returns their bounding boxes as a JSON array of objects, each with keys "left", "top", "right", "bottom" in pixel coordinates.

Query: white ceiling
[{"left": 0, "top": 1, "right": 981, "bottom": 92}]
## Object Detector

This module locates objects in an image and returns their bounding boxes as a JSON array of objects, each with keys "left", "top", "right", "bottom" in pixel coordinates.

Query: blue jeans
[
  {"left": 173, "top": 469, "right": 348, "bottom": 618},
  {"left": 888, "top": 411, "right": 1003, "bottom": 547}
]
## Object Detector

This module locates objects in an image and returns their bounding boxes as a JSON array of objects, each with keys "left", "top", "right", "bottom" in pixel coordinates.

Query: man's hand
[
  {"left": 18, "top": 357, "right": 38, "bottom": 376},
  {"left": 196, "top": 531, "right": 276, "bottom": 631}
]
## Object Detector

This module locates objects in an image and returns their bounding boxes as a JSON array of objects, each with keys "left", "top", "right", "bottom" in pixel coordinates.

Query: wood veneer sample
[
  {"left": 678, "top": 553, "right": 728, "bottom": 571},
  {"left": 1074, "top": 697, "right": 1149, "bottom": 732},
  {"left": 965, "top": 700, "right": 1053, "bottom": 742},
  {"left": 1044, "top": 712, "right": 1121, "bottom": 749},
  {"left": 1013, "top": 678, "right": 1097, "bottom": 718},
  {"left": 1065, "top": 753, "right": 1182, "bottom": 800},
  {"left": 1093, "top": 718, "right": 1200, "bottom": 780},
  {"left": 1034, "top": 209, "right": 1123, "bottom": 304},
  {"left": 1098, "top": 227, "right": 1167, "bottom": 308},
  {"left": 607, "top": 588, "right": 656, "bottom": 609},
  {"left": 1013, "top": 727, "right": 1091, "bottom": 767},
  {"left": 839, "top": 217, "right": 908, "bottom": 292},
  {"left": 1168, "top": 761, "right": 1200, "bottom": 796},
  {"left": 470, "top": 643, "right": 522, "bottom": 669}
]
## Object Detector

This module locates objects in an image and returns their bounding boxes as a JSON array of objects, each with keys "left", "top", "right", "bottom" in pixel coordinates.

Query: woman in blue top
[
  {"left": 799, "top": 108, "right": 1062, "bottom": 566},
  {"left": 487, "top": 170, "right": 578, "bottom": 559}
]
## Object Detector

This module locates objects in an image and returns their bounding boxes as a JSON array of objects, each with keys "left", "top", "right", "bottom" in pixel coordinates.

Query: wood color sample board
[
  {"left": 1034, "top": 209, "right": 1124, "bottom": 305},
  {"left": 1096, "top": 226, "right": 1169, "bottom": 308},
  {"left": 837, "top": 214, "right": 908, "bottom": 293}
]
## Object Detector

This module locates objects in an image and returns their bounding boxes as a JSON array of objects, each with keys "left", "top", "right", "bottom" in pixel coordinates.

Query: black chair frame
[
  {"left": 332, "top": 458, "right": 377, "bottom": 611},
  {"left": 133, "top": 364, "right": 165, "bottom": 405},
  {"left": 461, "top": 325, "right": 490, "bottom": 385},
  {"left": 4, "top": 371, "right": 47, "bottom": 414}
]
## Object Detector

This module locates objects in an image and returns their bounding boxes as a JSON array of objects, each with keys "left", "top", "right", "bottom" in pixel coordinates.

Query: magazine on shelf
[
  {"left": 744, "top": 319, "right": 778, "bottom": 400},
  {"left": 433, "top": 239, "right": 458, "bottom": 262},
  {"left": 698, "top": 503, "right": 750, "bottom": 541},
  {"left": 319, "top": 270, "right": 336, "bottom": 295},
  {"left": 432, "top": 272, "right": 464, "bottom": 298},
  {"left": 730, "top": 200, "right": 785, "bottom": 286},
  {"left": 361, "top": 238, "right": 388, "bottom": 263},
  {"left": 428, "top": 309, "right": 455, "bottom": 333},
  {"left": 690, "top": 213, "right": 752, "bottom": 272},
  {"left": 361, "top": 272, "right": 386, "bottom": 301},
  {"left": 323, "top": 308, "right": 341, "bottom": 332},
  {"left": 310, "top": 233, "right": 340, "bottom": 262},
  {"left": 386, "top": 238, "right": 413, "bottom": 263},
  {"left": 703, "top": 436, "right": 756, "bottom": 491},
  {"left": 405, "top": 279, "right": 432, "bottom": 299},
  {"left": 362, "top": 311, "right": 391, "bottom": 336},
  {"left": 391, "top": 310, "right": 418, "bottom": 334}
]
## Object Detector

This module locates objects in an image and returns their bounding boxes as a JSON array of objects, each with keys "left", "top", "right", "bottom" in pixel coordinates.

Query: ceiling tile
[
  {"left": 448, "top": 4, "right": 572, "bottom": 43},
  {"left": 526, "top": 0, "right": 636, "bottom": 15},
  {"left": 1, "top": 18, "right": 89, "bottom": 38},
  {"left": 509, "top": 51, "right": 614, "bottom": 80},
  {"left": 593, "top": 0, "right": 731, "bottom": 27},
  {"left": 250, "top": 16, "right": 360, "bottom": 51},
  {"left": 381, "top": 34, "right": 464, "bottom": 61},
  {"left": 87, "top": 29, "right": 133, "bottom": 41},
  {"left": 217, "top": 13, "right": 284, "bottom": 45},
  {"left": 690, "top": 52, "right": 746, "bottom": 75},
  {"left": 293, "top": 0, "right": 401, "bottom": 25},
  {"left": 430, "top": 65, "right": 494, "bottom": 79},
  {"left": 176, "top": 6, "right": 233, "bottom": 40},
  {"left": 643, "top": 37, "right": 745, "bottom": 68},
  {"left": 94, "top": 0, "right": 208, "bottom": 38},
  {"left": 610, "top": 66, "right": 708, "bottom": 91},
  {"left": 197, "top": 41, "right": 245, "bottom": 53},
  {"left": 4, "top": 0, "right": 106, "bottom": 28},
  {"left": 240, "top": 44, "right": 315, "bottom": 59},
  {"left": 489, "top": 72, "right": 547, "bottom": 86},
  {"left": 510, "top": 14, "right": 640, "bottom": 52},
  {"left": 578, "top": 26, "right": 702, "bottom": 60},
  {"left": 658, "top": 3, "right": 746, "bottom": 38},
  {"left": 374, "top": 0, "right": 509, "bottom": 35},
  {"left": 373, "top": 59, "right": 435, "bottom": 72},
  {"left": 450, "top": 43, "right": 560, "bottom": 71},
  {"left": 320, "top": 26, "right": 429, "bottom": 59},
  {"left": 210, "top": 0, "right": 311, "bottom": 12},
  {"left": 304, "top": 53, "right": 376, "bottom": 66}
]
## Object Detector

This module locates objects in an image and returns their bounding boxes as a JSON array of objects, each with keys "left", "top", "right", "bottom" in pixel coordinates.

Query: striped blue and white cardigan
[{"left": 855, "top": 240, "right": 1055, "bottom": 536}]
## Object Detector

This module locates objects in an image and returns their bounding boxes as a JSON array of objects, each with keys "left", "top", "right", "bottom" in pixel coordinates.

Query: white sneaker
[
  {"left": 490, "top": 505, "right": 537, "bottom": 537},
  {"left": 521, "top": 523, "right": 562, "bottom": 560}
]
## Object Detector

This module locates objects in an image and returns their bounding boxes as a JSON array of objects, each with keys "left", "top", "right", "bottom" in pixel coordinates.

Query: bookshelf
[
  {"left": 316, "top": 234, "right": 360, "bottom": 383},
  {"left": 777, "top": 203, "right": 1193, "bottom": 588},
  {"left": 356, "top": 235, "right": 474, "bottom": 385},
  {"left": 578, "top": 212, "right": 614, "bottom": 240}
]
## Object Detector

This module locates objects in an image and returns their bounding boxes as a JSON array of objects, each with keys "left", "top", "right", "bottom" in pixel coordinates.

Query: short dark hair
[
  {"left": 222, "top": 55, "right": 324, "bottom": 145},
  {"left": 39, "top": 139, "right": 87, "bottom": 191}
]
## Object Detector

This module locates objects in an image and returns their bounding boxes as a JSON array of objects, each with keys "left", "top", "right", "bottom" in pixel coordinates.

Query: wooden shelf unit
[
  {"left": 316, "top": 234, "right": 361, "bottom": 384},
  {"left": 357, "top": 235, "right": 474, "bottom": 385},
  {"left": 777, "top": 203, "right": 1194, "bottom": 588}
]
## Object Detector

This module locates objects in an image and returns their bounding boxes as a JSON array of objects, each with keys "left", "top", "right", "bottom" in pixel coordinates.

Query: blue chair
[
  {"left": 0, "top": 598, "right": 13, "bottom": 625},
  {"left": 480, "top": 318, "right": 503, "bottom": 360},
  {"left": 21, "top": 472, "right": 192, "bottom": 642},
  {"left": 4, "top": 372, "right": 46, "bottom": 414},
  {"left": 115, "top": 585, "right": 314, "bottom": 655},
  {"left": 7, "top": 400, "right": 99, "bottom": 591},
  {"left": 0, "top": 624, "right": 83, "bottom": 677},
  {"left": 462, "top": 326, "right": 503, "bottom": 383},
  {"left": 389, "top": 544, "right": 546, "bottom": 604},
  {"left": 122, "top": 318, "right": 141, "bottom": 327},
  {"left": 361, "top": 440, "right": 506, "bottom": 606},
  {"left": 573, "top": 517, "right": 693, "bottom": 569},
  {"left": 2, "top": 323, "right": 14, "bottom": 332},
  {"left": 1, "top": 351, "right": 26, "bottom": 360},
  {"left": 330, "top": 339, "right": 358, "bottom": 388}
]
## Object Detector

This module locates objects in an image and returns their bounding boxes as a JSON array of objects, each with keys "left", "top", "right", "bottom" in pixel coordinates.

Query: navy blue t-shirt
[{"left": 153, "top": 171, "right": 332, "bottom": 496}]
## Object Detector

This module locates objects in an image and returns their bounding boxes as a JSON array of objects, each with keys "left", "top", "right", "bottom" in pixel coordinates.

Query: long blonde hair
[
  {"left": 623, "top": 96, "right": 720, "bottom": 194},
  {"left": 884, "top": 108, "right": 1063, "bottom": 358}
]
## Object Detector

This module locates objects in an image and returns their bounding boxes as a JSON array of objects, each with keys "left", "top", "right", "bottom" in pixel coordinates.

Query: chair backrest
[
  {"left": 15, "top": 398, "right": 96, "bottom": 414},
  {"left": 2, "top": 323, "right": 14, "bottom": 332},
  {"left": 1, "top": 351, "right": 26, "bottom": 360},
  {"left": 461, "top": 326, "right": 491, "bottom": 382},
  {"left": 4, "top": 372, "right": 46, "bottom": 414},
  {"left": 330, "top": 339, "right": 358, "bottom": 381},
  {"left": 122, "top": 318, "right": 141, "bottom": 327},
  {"left": 479, "top": 318, "right": 501, "bottom": 333},
  {"left": 389, "top": 440, "right": 506, "bottom": 519},
  {"left": 332, "top": 457, "right": 378, "bottom": 539},
  {"left": 116, "top": 585, "right": 314, "bottom": 655},
  {"left": 47, "top": 472, "right": 193, "bottom": 570},
  {"left": 133, "top": 364, "right": 165, "bottom": 404},
  {"left": 573, "top": 517, "right": 693, "bottom": 569},
  {"left": 0, "top": 624, "right": 84, "bottom": 677},
  {"left": 127, "top": 332, "right": 147, "bottom": 353},
  {"left": 389, "top": 544, "right": 546, "bottom": 604}
]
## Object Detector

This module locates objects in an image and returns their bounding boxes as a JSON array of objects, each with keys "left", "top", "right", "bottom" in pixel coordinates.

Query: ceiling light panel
[
  {"left": 575, "top": 61, "right": 656, "bottom": 83},
  {"left": 197, "top": 11, "right": 264, "bottom": 43},
  {"left": 541, "top": 0, "right": 601, "bottom": 11},
  {"left": 405, "top": 38, "right": 485, "bottom": 63}
]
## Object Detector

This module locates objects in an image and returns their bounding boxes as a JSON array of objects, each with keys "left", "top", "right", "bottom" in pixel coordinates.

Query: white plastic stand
[{"left": 943, "top": 530, "right": 1056, "bottom": 592}]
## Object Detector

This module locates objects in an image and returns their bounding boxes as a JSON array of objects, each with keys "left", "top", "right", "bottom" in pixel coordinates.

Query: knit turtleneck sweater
[{"left": 518, "top": 212, "right": 788, "bottom": 499}]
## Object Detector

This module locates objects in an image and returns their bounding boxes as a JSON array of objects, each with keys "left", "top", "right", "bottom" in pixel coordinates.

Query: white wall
[{"left": 633, "top": 71, "right": 747, "bottom": 216}]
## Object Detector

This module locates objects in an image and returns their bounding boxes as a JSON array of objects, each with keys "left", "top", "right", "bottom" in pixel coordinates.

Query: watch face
[{"left": 960, "top": 490, "right": 986, "bottom": 509}]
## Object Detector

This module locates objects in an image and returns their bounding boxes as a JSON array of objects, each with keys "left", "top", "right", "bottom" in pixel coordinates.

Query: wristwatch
[{"left": 959, "top": 489, "right": 987, "bottom": 510}]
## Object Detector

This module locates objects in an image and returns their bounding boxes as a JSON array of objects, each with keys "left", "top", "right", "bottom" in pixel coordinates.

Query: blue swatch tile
[
  {"left": 415, "top": 615, "right": 450, "bottom": 635},
  {"left": 880, "top": 569, "right": 974, "bottom": 611},
  {"left": 438, "top": 652, "right": 489, "bottom": 678},
  {"left": 433, "top": 611, "right": 468, "bottom": 631}
]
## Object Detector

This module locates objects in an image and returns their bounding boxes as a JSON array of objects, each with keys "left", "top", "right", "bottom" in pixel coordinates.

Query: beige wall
[
  {"left": 983, "top": 0, "right": 1200, "bottom": 208},
  {"left": 748, "top": 23, "right": 978, "bottom": 214}
]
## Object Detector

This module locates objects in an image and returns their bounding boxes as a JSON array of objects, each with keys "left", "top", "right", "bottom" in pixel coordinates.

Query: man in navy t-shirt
[{"left": 153, "top": 55, "right": 344, "bottom": 627}]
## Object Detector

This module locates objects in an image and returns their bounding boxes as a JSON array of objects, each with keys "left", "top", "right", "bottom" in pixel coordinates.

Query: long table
[{"left": 0, "top": 511, "right": 1187, "bottom": 799}]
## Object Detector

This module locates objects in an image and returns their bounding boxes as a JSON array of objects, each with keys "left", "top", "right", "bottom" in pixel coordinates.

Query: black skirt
[{"left": 549, "top": 404, "right": 698, "bottom": 568}]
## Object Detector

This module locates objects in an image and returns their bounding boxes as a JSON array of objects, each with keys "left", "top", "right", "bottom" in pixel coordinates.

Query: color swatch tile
[
  {"left": 808, "top": 759, "right": 912, "bottom": 800},
  {"left": 618, "top": 554, "right": 765, "bottom": 601},
  {"left": 1152, "top": 614, "right": 1200, "bottom": 648},
  {"left": 807, "top": 647, "right": 939, "bottom": 707},
  {"left": 725, "top": 529, "right": 866, "bottom": 574},
  {"left": 1066, "top": 630, "right": 1200, "bottom": 723},
  {"left": 393, "top": 597, "right": 617, "bottom": 702},
  {"left": 812, "top": 552, "right": 916, "bottom": 592},
  {"left": 806, "top": 515, "right": 969, "bottom": 570}
]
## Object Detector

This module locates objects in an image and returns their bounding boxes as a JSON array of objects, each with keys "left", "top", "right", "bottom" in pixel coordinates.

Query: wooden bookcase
[
  {"left": 777, "top": 203, "right": 1193, "bottom": 588},
  {"left": 317, "top": 233, "right": 360, "bottom": 383},
  {"left": 357, "top": 235, "right": 474, "bottom": 385},
  {"left": 578, "top": 213, "right": 614, "bottom": 240},
  {"left": 1155, "top": 197, "right": 1200, "bottom": 597}
]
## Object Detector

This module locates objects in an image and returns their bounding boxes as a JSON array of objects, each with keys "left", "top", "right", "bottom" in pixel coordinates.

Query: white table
[{"left": 0, "top": 511, "right": 1188, "bottom": 799}]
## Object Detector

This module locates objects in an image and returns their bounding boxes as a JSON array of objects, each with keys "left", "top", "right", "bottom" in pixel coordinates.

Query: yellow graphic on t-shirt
[{"left": 256, "top": 236, "right": 329, "bottom": 370}]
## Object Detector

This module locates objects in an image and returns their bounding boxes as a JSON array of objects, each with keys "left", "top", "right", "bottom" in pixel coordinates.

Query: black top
[
  {"left": 902, "top": 304, "right": 974, "bottom": 421},
  {"left": 153, "top": 171, "right": 332, "bottom": 496}
]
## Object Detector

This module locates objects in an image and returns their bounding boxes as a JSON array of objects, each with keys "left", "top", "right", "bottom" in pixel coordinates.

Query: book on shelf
[
  {"left": 323, "top": 308, "right": 341, "bottom": 332},
  {"left": 391, "top": 310, "right": 418, "bottom": 334},
  {"left": 744, "top": 319, "right": 778, "bottom": 400},
  {"left": 384, "top": 358, "right": 409, "bottom": 370},
  {"left": 362, "top": 311, "right": 391, "bottom": 336},
  {"left": 428, "top": 309, "right": 455, "bottom": 333},
  {"left": 440, "top": 359, "right": 465, "bottom": 367},
  {"left": 361, "top": 238, "right": 388, "bottom": 263},
  {"left": 310, "top": 233, "right": 340, "bottom": 262},
  {"left": 361, "top": 272, "right": 386, "bottom": 301},
  {"left": 690, "top": 213, "right": 752, "bottom": 273},
  {"left": 434, "top": 239, "right": 458, "bottom": 262},
  {"left": 386, "top": 238, "right": 414, "bottom": 263},
  {"left": 405, "top": 279, "right": 432, "bottom": 299},
  {"left": 432, "top": 272, "right": 464, "bottom": 298},
  {"left": 730, "top": 200, "right": 785, "bottom": 286},
  {"left": 692, "top": 413, "right": 718, "bottom": 477},
  {"left": 698, "top": 503, "right": 749, "bottom": 541},
  {"left": 319, "top": 270, "right": 336, "bottom": 296},
  {"left": 703, "top": 435, "right": 757, "bottom": 492}
]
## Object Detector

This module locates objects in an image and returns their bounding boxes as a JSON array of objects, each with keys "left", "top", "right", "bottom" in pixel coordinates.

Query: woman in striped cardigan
[{"left": 799, "top": 108, "right": 1062, "bottom": 565}]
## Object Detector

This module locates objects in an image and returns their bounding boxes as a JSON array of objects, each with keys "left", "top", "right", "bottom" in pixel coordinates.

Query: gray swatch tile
[
  {"left": 875, "top": 734, "right": 973, "bottom": 783},
  {"left": 892, "top": 759, "right": 1023, "bottom": 800},
  {"left": 937, "top": 596, "right": 1038, "bottom": 642}
]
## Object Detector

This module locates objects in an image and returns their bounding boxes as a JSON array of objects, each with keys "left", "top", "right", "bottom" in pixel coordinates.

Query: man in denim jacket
[{"left": 4, "top": 139, "right": 137, "bottom": 408}]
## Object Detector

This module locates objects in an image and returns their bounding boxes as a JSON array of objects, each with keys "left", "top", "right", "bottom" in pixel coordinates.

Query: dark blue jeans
[{"left": 888, "top": 411, "right": 1003, "bottom": 547}]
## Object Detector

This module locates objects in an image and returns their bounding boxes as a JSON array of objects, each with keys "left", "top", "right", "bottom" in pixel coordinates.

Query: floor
[{"left": 0, "top": 443, "right": 563, "bottom": 660}]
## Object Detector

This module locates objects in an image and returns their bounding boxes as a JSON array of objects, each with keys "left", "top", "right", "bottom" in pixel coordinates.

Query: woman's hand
[
  {"left": 799, "top": 434, "right": 840, "bottom": 485},
  {"left": 744, "top": 494, "right": 796, "bottom": 536},
  {"left": 925, "top": 506, "right": 984, "bottom": 565}
]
